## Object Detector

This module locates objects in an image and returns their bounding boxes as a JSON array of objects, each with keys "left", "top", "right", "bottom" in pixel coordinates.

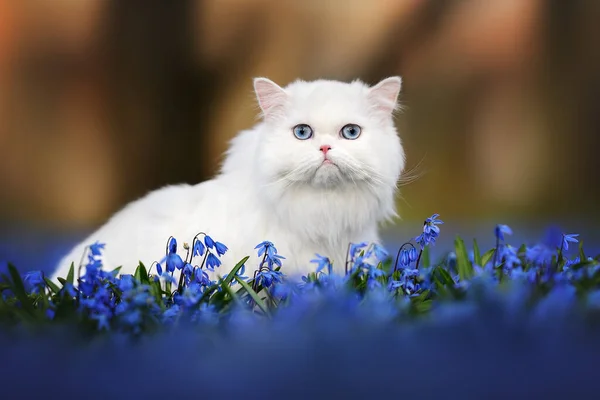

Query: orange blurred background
[{"left": 1, "top": 1, "right": 599, "bottom": 260}]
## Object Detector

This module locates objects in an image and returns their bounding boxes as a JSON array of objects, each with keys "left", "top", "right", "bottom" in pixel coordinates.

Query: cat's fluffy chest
[{"left": 51, "top": 179, "right": 377, "bottom": 280}]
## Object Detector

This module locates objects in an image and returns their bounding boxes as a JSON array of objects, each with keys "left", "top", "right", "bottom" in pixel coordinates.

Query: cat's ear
[
  {"left": 254, "top": 77, "right": 288, "bottom": 120},
  {"left": 368, "top": 76, "right": 402, "bottom": 114}
]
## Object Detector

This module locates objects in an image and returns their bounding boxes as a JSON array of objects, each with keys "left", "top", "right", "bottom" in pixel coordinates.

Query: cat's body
[{"left": 51, "top": 77, "right": 405, "bottom": 281}]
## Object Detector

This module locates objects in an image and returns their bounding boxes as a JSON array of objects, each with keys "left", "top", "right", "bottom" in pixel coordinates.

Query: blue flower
[
  {"left": 408, "top": 247, "right": 418, "bottom": 263},
  {"left": 255, "top": 269, "right": 284, "bottom": 288},
  {"left": 564, "top": 256, "right": 581, "bottom": 269},
  {"left": 525, "top": 244, "right": 553, "bottom": 266},
  {"left": 159, "top": 271, "right": 177, "bottom": 284},
  {"left": 255, "top": 241, "right": 277, "bottom": 258},
  {"left": 494, "top": 224, "right": 513, "bottom": 241},
  {"left": 500, "top": 245, "right": 520, "bottom": 270},
  {"left": 23, "top": 270, "right": 45, "bottom": 294},
  {"left": 162, "top": 304, "right": 181, "bottom": 322},
  {"left": 372, "top": 244, "right": 389, "bottom": 261},
  {"left": 214, "top": 241, "right": 228, "bottom": 257},
  {"left": 204, "top": 235, "right": 215, "bottom": 249},
  {"left": 89, "top": 241, "right": 106, "bottom": 257},
  {"left": 424, "top": 213, "right": 443, "bottom": 235},
  {"left": 166, "top": 253, "right": 184, "bottom": 272},
  {"left": 156, "top": 262, "right": 163, "bottom": 275},
  {"left": 367, "top": 264, "right": 385, "bottom": 280},
  {"left": 311, "top": 254, "right": 332, "bottom": 274},
  {"left": 193, "top": 240, "right": 205, "bottom": 257},
  {"left": 415, "top": 214, "right": 443, "bottom": 250},
  {"left": 182, "top": 263, "right": 194, "bottom": 278},
  {"left": 267, "top": 254, "right": 285, "bottom": 269},
  {"left": 399, "top": 249, "right": 410, "bottom": 267},
  {"left": 61, "top": 282, "right": 77, "bottom": 298},
  {"left": 118, "top": 275, "right": 135, "bottom": 292},
  {"left": 205, "top": 253, "right": 221, "bottom": 271},
  {"left": 194, "top": 269, "right": 211, "bottom": 286},
  {"left": 349, "top": 242, "right": 368, "bottom": 260},
  {"left": 168, "top": 237, "right": 178, "bottom": 254},
  {"left": 562, "top": 233, "right": 579, "bottom": 251}
]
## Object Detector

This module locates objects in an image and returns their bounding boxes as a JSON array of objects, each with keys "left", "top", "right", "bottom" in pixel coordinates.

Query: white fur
[{"left": 50, "top": 77, "right": 406, "bottom": 282}]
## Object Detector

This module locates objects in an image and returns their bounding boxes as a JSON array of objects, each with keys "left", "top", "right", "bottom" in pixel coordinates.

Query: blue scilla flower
[
  {"left": 311, "top": 254, "right": 332, "bottom": 274},
  {"left": 118, "top": 275, "right": 135, "bottom": 292},
  {"left": 400, "top": 249, "right": 410, "bottom": 267},
  {"left": 159, "top": 271, "right": 177, "bottom": 284},
  {"left": 367, "top": 264, "right": 385, "bottom": 280},
  {"left": 205, "top": 253, "right": 221, "bottom": 271},
  {"left": 349, "top": 242, "right": 368, "bottom": 260},
  {"left": 525, "top": 244, "right": 554, "bottom": 266},
  {"left": 564, "top": 256, "right": 581, "bottom": 269},
  {"left": 214, "top": 241, "right": 228, "bottom": 257},
  {"left": 255, "top": 241, "right": 278, "bottom": 258},
  {"left": 494, "top": 224, "right": 513, "bottom": 241},
  {"left": 194, "top": 269, "right": 211, "bottom": 286},
  {"left": 193, "top": 240, "right": 205, "bottom": 257},
  {"left": 204, "top": 235, "right": 215, "bottom": 249},
  {"left": 168, "top": 237, "right": 178, "bottom": 254},
  {"left": 267, "top": 254, "right": 285, "bottom": 269},
  {"left": 408, "top": 247, "right": 418, "bottom": 263},
  {"left": 415, "top": 214, "right": 444, "bottom": 250},
  {"left": 501, "top": 245, "right": 521, "bottom": 270},
  {"left": 424, "top": 213, "right": 443, "bottom": 235},
  {"left": 162, "top": 304, "right": 181, "bottom": 322},
  {"left": 166, "top": 252, "right": 184, "bottom": 272},
  {"left": 255, "top": 269, "right": 284, "bottom": 288},
  {"left": 562, "top": 233, "right": 579, "bottom": 251},
  {"left": 372, "top": 244, "right": 389, "bottom": 262},
  {"left": 89, "top": 241, "right": 106, "bottom": 257},
  {"left": 60, "top": 282, "right": 77, "bottom": 298},
  {"left": 510, "top": 266, "right": 537, "bottom": 284},
  {"left": 179, "top": 283, "right": 204, "bottom": 307},
  {"left": 23, "top": 270, "right": 44, "bottom": 294}
]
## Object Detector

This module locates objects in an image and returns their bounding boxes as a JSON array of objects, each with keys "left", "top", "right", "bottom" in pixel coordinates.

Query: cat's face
[{"left": 254, "top": 77, "right": 405, "bottom": 192}]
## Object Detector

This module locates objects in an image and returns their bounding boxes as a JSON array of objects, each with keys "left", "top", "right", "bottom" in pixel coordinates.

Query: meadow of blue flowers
[{"left": 1, "top": 214, "right": 600, "bottom": 398}]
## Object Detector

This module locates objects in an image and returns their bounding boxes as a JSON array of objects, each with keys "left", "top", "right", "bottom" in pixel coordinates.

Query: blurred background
[{"left": 1, "top": 0, "right": 599, "bottom": 272}]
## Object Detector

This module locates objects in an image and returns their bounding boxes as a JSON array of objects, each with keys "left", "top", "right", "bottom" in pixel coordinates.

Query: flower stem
[
  {"left": 492, "top": 236, "right": 500, "bottom": 267},
  {"left": 415, "top": 249, "right": 423, "bottom": 270}
]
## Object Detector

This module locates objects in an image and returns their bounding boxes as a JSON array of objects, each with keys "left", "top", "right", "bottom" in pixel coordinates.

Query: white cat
[{"left": 50, "top": 76, "right": 406, "bottom": 282}]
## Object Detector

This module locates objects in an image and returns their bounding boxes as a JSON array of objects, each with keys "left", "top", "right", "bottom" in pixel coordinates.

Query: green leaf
[
  {"left": 134, "top": 262, "right": 149, "bottom": 283},
  {"left": 221, "top": 256, "right": 250, "bottom": 288},
  {"left": 57, "top": 277, "right": 67, "bottom": 286},
  {"left": 233, "top": 275, "right": 270, "bottom": 316},
  {"left": 432, "top": 266, "right": 455, "bottom": 286},
  {"left": 579, "top": 240, "right": 586, "bottom": 262},
  {"left": 44, "top": 278, "right": 61, "bottom": 294},
  {"left": 221, "top": 281, "right": 243, "bottom": 308},
  {"left": 421, "top": 246, "right": 430, "bottom": 268},
  {"left": 473, "top": 239, "right": 482, "bottom": 266},
  {"left": 454, "top": 236, "right": 474, "bottom": 280},
  {"left": 7, "top": 264, "right": 35, "bottom": 314},
  {"left": 481, "top": 249, "right": 495, "bottom": 267},
  {"left": 66, "top": 263, "right": 75, "bottom": 285}
]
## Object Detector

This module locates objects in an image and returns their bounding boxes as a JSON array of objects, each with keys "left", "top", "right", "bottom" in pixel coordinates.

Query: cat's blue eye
[
  {"left": 340, "top": 124, "right": 361, "bottom": 140},
  {"left": 293, "top": 124, "right": 313, "bottom": 140}
]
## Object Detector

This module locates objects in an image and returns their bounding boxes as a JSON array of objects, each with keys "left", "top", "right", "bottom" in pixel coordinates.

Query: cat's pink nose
[{"left": 320, "top": 145, "right": 332, "bottom": 155}]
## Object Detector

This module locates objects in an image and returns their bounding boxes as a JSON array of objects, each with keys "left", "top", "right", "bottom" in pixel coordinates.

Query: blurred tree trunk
[{"left": 103, "top": 0, "right": 221, "bottom": 205}]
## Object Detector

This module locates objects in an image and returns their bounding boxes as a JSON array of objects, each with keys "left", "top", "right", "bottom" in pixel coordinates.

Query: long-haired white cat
[{"left": 51, "top": 76, "right": 406, "bottom": 281}]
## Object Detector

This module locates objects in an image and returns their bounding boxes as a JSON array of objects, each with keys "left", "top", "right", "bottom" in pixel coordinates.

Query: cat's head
[{"left": 252, "top": 77, "right": 405, "bottom": 195}]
